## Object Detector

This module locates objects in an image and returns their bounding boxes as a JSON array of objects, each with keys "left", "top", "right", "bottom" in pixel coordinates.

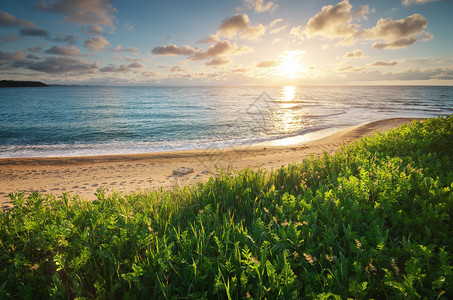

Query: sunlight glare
[{"left": 277, "top": 50, "right": 307, "bottom": 79}]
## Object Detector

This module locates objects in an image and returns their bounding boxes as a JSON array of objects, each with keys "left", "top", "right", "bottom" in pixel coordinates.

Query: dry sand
[{"left": 0, "top": 118, "right": 421, "bottom": 207}]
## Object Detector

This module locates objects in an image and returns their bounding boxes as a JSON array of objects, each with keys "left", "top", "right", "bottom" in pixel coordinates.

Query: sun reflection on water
[
  {"left": 282, "top": 85, "right": 296, "bottom": 102},
  {"left": 270, "top": 86, "right": 303, "bottom": 134}
]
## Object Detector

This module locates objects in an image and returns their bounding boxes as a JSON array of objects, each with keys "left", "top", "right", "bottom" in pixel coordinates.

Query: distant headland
[{"left": 0, "top": 80, "right": 48, "bottom": 88}]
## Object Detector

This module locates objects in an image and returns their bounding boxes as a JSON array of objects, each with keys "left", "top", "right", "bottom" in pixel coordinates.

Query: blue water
[{"left": 0, "top": 85, "right": 452, "bottom": 157}]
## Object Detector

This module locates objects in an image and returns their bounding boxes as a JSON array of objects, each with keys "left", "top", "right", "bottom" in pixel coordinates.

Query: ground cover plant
[{"left": 1, "top": 116, "right": 452, "bottom": 299}]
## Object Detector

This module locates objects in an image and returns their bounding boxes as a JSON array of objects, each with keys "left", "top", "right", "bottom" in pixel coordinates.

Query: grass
[{"left": 1, "top": 115, "right": 452, "bottom": 299}]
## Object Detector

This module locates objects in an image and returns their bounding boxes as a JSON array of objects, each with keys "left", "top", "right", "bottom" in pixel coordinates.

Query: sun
[{"left": 277, "top": 50, "right": 307, "bottom": 79}]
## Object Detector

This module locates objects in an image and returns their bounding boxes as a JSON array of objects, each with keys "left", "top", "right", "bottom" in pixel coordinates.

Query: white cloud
[
  {"left": 217, "top": 13, "right": 267, "bottom": 40},
  {"left": 256, "top": 59, "right": 281, "bottom": 68},
  {"left": 303, "top": 0, "right": 368, "bottom": 45},
  {"left": 45, "top": 45, "right": 80, "bottom": 56},
  {"left": 123, "top": 22, "right": 133, "bottom": 31},
  {"left": 369, "top": 60, "right": 397, "bottom": 66},
  {"left": 402, "top": 0, "right": 440, "bottom": 6},
  {"left": 27, "top": 56, "right": 99, "bottom": 73},
  {"left": 242, "top": 24, "right": 266, "bottom": 40},
  {"left": 192, "top": 41, "right": 252, "bottom": 60},
  {"left": 269, "top": 25, "right": 286, "bottom": 35},
  {"left": 269, "top": 18, "right": 282, "bottom": 28},
  {"left": 218, "top": 14, "right": 250, "bottom": 38},
  {"left": 363, "top": 14, "right": 431, "bottom": 49},
  {"left": 0, "top": 50, "right": 25, "bottom": 60},
  {"left": 289, "top": 25, "right": 304, "bottom": 40},
  {"left": 344, "top": 49, "right": 366, "bottom": 58},
  {"left": 0, "top": 33, "right": 22, "bottom": 43},
  {"left": 84, "top": 36, "right": 110, "bottom": 51},
  {"left": 291, "top": 1, "right": 432, "bottom": 50},
  {"left": 113, "top": 45, "right": 139, "bottom": 55},
  {"left": 205, "top": 57, "right": 231, "bottom": 66},
  {"left": 243, "top": 0, "right": 279, "bottom": 13},
  {"left": 152, "top": 41, "right": 251, "bottom": 68},
  {"left": 100, "top": 62, "right": 144, "bottom": 73},
  {"left": 151, "top": 44, "right": 195, "bottom": 56},
  {"left": 338, "top": 64, "right": 364, "bottom": 72},
  {"left": 28, "top": 47, "right": 42, "bottom": 53},
  {"left": 0, "top": 11, "right": 36, "bottom": 28},
  {"left": 35, "top": 0, "right": 117, "bottom": 33},
  {"left": 197, "top": 35, "right": 220, "bottom": 44},
  {"left": 168, "top": 65, "right": 187, "bottom": 72}
]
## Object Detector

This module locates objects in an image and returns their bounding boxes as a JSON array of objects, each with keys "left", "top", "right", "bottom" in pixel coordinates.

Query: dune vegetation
[{"left": 1, "top": 116, "right": 452, "bottom": 299}]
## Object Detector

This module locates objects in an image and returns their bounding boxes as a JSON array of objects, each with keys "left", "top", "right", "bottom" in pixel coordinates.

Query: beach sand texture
[{"left": 0, "top": 118, "right": 421, "bottom": 207}]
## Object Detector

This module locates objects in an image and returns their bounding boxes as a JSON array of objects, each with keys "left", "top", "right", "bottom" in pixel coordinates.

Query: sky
[{"left": 1, "top": 0, "right": 453, "bottom": 86}]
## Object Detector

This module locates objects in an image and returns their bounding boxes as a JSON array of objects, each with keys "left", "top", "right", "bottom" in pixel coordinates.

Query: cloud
[
  {"left": 386, "top": 68, "right": 446, "bottom": 80},
  {"left": 372, "top": 37, "right": 418, "bottom": 49},
  {"left": 85, "top": 36, "right": 110, "bottom": 51},
  {"left": 34, "top": 0, "right": 117, "bottom": 32},
  {"left": 256, "top": 59, "right": 281, "bottom": 68},
  {"left": 370, "top": 60, "right": 397, "bottom": 66},
  {"left": 0, "top": 33, "right": 22, "bottom": 43},
  {"left": 338, "top": 64, "right": 364, "bottom": 72},
  {"left": 152, "top": 41, "right": 252, "bottom": 71},
  {"left": 363, "top": 14, "right": 431, "bottom": 49},
  {"left": 269, "top": 25, "right": 286, "bottom": 35},
  {"left": 232, "top": 68, "right": 251, "bottom": 73},
  {"left": 269, "top": 18, "right": 282, "bottom": 28},
  {"left": 26, "top": 54, "right": 41, "bottom": 60},
  {"left": 344, "top": 49, "right": 366, "bottom": 58},
  {"left": 27, "top": 56, "right": 99, "bottom": 73},
  {"left": 113, "top": 45, "right": 139, "bottom": 55},
  {"left": 0, "top": 11, "right": 36, "bottom": 28},
  {"left": 205, "top": 57, "right": 231, "bottom": 66},
  {"left": 123, "top": 22, "right": 133, "bottom": 31},
  {"left": 100, "top": 62, "right": 144, "bottom": 73},
  {"left": 153, "top": 41, "right": 251, "bottom": 68},
  {"left": 218, "top": 14, "right": 249, "bottom": 38},
  {"left": 217, "top": 14, "right": 267, "bottom": 40},
  {"left": 303, "top": 0, "right": 368, "bottom": 44},
  {"left": 197, "top": 34, "right": 220, "bottom": 44},
  {"left": 124, "top": 56, "right": 144, "bottom": 63},
  {"left": 289, "top": 25, "right": 304, "bottom": 40},
  {"left": 0, "top": 50, "right": 25, "bottom": 60},
  {"left": 168, "top": 66, "right": 187, "bottom": 72},
  {"left": 52, "top": 33, "right": 77, "bottom": 44},
  {"left": 45, "top": 45, "right": 80, "bottom": 56},
  {"left": 243, "top": 0, "right": 279, "bottom": 13},
  {"left": 402, "top": 0, "right": 440, "bottom": 6},
  {"left": 28, "top": 46, "right": 42, "bottom": 53},
  {"left": 352, "top": 5, "right": 370, "bottom": 20},
  {"left": 152, "top": 44, "right": 195, "bottom": 56},
  {"left": 191, "top": 41, "right": 252, "bottom": 60},
  {"left": 19, "top": 28, "right": 50, "bottom": 37},
  {"left": 141, "top": 71, "right": 157, "bottom": 78},
  {"left": 242, "top": 24, "right": 266, "bottom": 40},
  {"left": 268, "top": 19, "right": 287, "bottom": 35}
]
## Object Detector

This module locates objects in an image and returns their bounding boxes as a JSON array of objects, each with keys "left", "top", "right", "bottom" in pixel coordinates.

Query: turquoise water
[{"left": 1, "top": 85, "right": 452, "bottom": 157}]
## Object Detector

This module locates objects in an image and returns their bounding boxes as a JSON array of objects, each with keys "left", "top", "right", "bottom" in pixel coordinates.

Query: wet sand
[{"left": 0, "top": 118, "right": 421, "bottom": 207}]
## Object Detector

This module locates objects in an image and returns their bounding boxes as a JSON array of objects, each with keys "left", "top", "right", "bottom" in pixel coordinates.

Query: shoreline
[{"left": 0, "top": 118, "right": 422, "bottom": 207}]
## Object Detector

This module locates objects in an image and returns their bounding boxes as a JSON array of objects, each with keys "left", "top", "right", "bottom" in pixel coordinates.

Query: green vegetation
[{"left": 1, "top": 116, "right": 452, "bottom": 299}]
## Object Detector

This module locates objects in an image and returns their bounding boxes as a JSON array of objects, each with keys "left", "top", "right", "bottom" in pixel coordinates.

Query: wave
[{"left": 0, "top": 125, "right": 337, "bottom": 158}]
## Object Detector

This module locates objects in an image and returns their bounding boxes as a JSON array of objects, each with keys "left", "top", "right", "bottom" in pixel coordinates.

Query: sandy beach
[{"left": 0, "top": 118, "right": 421, "bottom": 207}]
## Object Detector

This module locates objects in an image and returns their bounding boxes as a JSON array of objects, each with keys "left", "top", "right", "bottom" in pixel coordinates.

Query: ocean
[{"left": 1, "top": 85, "right": 452, "bottom": 158}]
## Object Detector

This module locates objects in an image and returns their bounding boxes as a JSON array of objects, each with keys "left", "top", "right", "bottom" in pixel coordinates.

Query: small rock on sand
[{"left": 173, "top": 167, "right": 194, "bottom": 176}]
